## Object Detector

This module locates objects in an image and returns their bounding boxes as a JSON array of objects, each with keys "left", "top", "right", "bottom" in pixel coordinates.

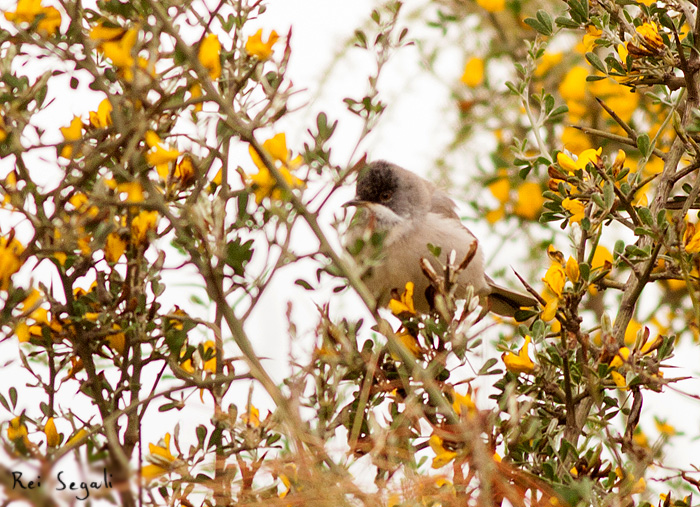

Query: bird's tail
[{"left": 486, "top": 278, "right": 538, "bottom": 317}]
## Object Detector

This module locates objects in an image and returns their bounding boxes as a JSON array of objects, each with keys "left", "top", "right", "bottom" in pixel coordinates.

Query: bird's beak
[{"left": 343, "top": 198, "right": 367, "bottom": 208}]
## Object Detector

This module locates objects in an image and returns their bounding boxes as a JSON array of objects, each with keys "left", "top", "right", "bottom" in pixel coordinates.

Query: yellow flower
[
  {"left": 636, "top": 22, "right": 664, "bottom": 51},
  {"left": 654, "top": 419, "right": 676, "bottom": 436},
  {"left": 198, "top": 33, "right": 222, "bottom": 80},
  {"left": 576, "top": 25, "right": 602, "bottom": 54},
  {"left": 562, "top": 198, "right": 586, "bottom": 224},
  {"left": 612, "top": 149, "right": 626, "bottom": 173},
  {"left": 451, "top": 390, "right": 476, "bottom": 417},
  {"left": 69, "top": 192, "right": 99, "bottom": 217},
  {"left": 559, "top": 66, "right": 588, "bottom": 104},
  {"left": 248, "top": 133, "right": 304, "bottom": 204},
  {"left": 105, "top": 232, "right": 127, "bottom": 263},
  {"left": 59, "top": 116, "right": 83, "bottom": 158},
  {"left": 7, "top": 416, "right": 29, "bottom": 445},
  {"left": 534, "top": 52, "right": 562, "bottom": 78},
  {"left": 393, "top": 329, "right": 421, "bottom": 359},
  {"left": 15, "top": 322, "right": 30, "bottom": 342},
  {"left": 565, "top": 256, "right": 580, "bottom": 283},
  {"left": 624, "top": 319, "right": 642, "bottom": 346},
  {"left": 388, "top": 281, "right": 416, "bottom": 315},
  {"left": 488, "top": 173, "right": 510, "bottom": 204},
  {"left": 546, "top": 244, "right": 565, "bottom": 264},
  {"left": 100, "top": 27, "right": 138, "bottom": 70},
  {"left": 561, "top": 127, "right": 592, "bottom": 154},
  {"left": 632, "top": 429, "right": 648, "bottom": 448},
  {"left": 212, "top": 167, "right": 223, "bottom": 186},
  {"left": 502, "top": 335, "right": 535, "bottom": 374},
  {"left": 113, "top": 181, "right": 144, "bottom": 204},
  {"left": 0, "top": 233, "right": 24, "bottom": 290},
  {"left": 63, "top": 428, "right": 88, "bottom": 449},
  {"left": 145, "top": 131, "right": 180, "bottom": 174},
  {"left": 541, "top": 298, "right": 558, "bottom": 321},
  {"left": 242, "top": 404, "right": 260, "bottom": 428},
  {"left": 429, "top": 434, "right": 457, "bottom": 468},
  {"left": 631, "top": 477, "right": 646, "bottom": 495},
  {"left": 486, "top": 207, "right": 505, "bottom": 224},
  {"left": 189, "top": 83, "right": 203, "bottom": 112},
  {"left": 476, "top": 0, "right": 505, "bottom": 13},
  {"left": 513, "top": 182, "right": 543, "bottom": 220},
  {"left": 589, "top": 78, "right": 639, "bottom": 123},
  {"left": 21, "top": 288, "right": 45, "bottom": 320},
  {"left": 557, "top": 148, "right": 602, "bottom": 174},
  {"left": 107, "top": 324, "right": 125, "bottom": 354},
  {"left": 131, "top": 210, "right": 159, "bottom": 246},
  {"left": 89, "top": 21, "right": 124, "bottom": 41},
  {"left": 202, "top": 339, "right": 216, "bottom": 373},
  {"left": 245, "top": 29, "right": 279, "bottom": 60},
  {"left": 45, "top": 417, "right": 59, "bottom": 447},
  {"left": 89, "top": 98, "right": 112, "bottom": 129},
  {"left": 168, "top": 307, "right": 188, "bottom": 330},
  {"left": 684, "top": 222, "right": 700, "bottom": 253},
  {"left": 460, "top": 57, "right": 484, "bottom": 87},
  {"left": 611, "top": 370, "right": 627, "bottom": 389},
  {"left": 542, "top": 263, "right": 565, "bottom": 297},
  {"left": 173, "top": 155, "right": 195, "bottom": 187},
  {"left": 5, "top": 0, "right": 61, "bottom": 35},
  {"left": 617, "top": 42, "right": 629, "bottom": 63},
  {"left": 610, "top": 347, "right": 630, "bottom": 368},
  {"left": 278, "top": 464, "right": 297, "bottom": 499},
  {"left": 591, "top": 245, "right": 613, "bottom": 270},
  {"left": 644, "top": 157, "right": 664, "bottom": 176},
  {"left": 142, "top": 433, "right": 178, "bottom": 481}
]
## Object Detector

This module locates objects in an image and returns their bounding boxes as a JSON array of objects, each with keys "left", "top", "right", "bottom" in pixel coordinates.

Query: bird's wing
[
  {"left": 429, "top": 189, "right": 461, "bottom": 220},
  {"left": 485, "top": 275, "right": 538, "bottom": 317}
]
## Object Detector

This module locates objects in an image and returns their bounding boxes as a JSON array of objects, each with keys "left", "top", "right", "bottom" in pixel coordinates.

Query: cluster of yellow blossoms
[{"left": 486, "top": 171, "right": 544, "bottom": 223}]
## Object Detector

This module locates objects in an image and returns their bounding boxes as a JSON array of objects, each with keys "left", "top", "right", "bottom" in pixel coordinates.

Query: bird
[{"left": 344, "top": 160, "right": 537, "bottom": 316}]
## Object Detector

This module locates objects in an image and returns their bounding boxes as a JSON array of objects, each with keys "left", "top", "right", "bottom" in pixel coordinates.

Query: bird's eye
[{"left": 379, "top": 190, "right": 393, "bottom": 202}]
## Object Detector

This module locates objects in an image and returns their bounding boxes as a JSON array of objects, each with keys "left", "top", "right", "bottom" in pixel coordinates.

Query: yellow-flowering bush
[{"left": 0, "top": 0, "right": 698, "bottom": 505}]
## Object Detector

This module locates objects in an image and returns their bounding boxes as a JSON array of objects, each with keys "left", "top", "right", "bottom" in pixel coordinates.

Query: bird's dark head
[{"left": 348, "top": 161, "right": 428, "bottom": 219}]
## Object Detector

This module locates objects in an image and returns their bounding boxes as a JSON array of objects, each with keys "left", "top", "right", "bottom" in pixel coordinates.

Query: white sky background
[{"left": 1, "top": 0, "right": 700, "bottom": 503}]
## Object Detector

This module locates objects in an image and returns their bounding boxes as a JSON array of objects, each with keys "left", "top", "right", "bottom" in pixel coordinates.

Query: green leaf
[
  {"left": 536, "top": 10, "right": 554, "bottom": 36},
  {"left": 592, "top": 193, "right": 605, "bottom": 209},
  {"left": 656, "top": 209, "right": 667, "bottom": 227},
  {"left": 585, "top": 52, "right": 606, "bottom": 74},
  {"left": 603, "top": 181, "right": 614, "bottom": 209},
  {"left": 207, "top": 427, "right": 223, "bottom": 450},
  {"left": 634, "top": 227, "right": 654, "bottom": 237},
  {"left": 354, "top": 29, "right": 368, "bottom": 48},
  {"left": 427, "top": 243, "right": 442, "bottom": 258},
  {"left": 9, "top": 387, "right": 17, "bottom": 409},
  {"left": 555, "top": 16, "right": 581, "bottom": 28},
  {"left": 524, "top": 17, "right": 549, "bottom": 36},
  {"left": 544, "top": 94, "right": 555, "bottom": 114},
  {"left": 637, "top": 133, "right": 651, "bottom": 158},
  {"left": 505, "top": 80, "right": 521, "bottom": 95},
  {"left": 196, "top": 425, "right": 208, "bottom": 448},
  {"left": 579, "top": 262, "right": 590, "bottom": 281},
  {"left": 638, "top": 207, "right": 654, "bottom": 227},
  {"left": 225, "top": 238, "right": 254, "bottom": 277},
  {"left": 540, "top": 212, "right": 562, "bottom": 223},
  {"left": 478, "top": 358, "right": 500, "bottom": 375},
  {"left": 613, "top": 239, "right": 625, "bottom": 258},
  {"left": 295, "top": 279, "right": 314, "bottom": 290},
  {"left": 549, "top": 105, "right": 569, "bottom": 118}
]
